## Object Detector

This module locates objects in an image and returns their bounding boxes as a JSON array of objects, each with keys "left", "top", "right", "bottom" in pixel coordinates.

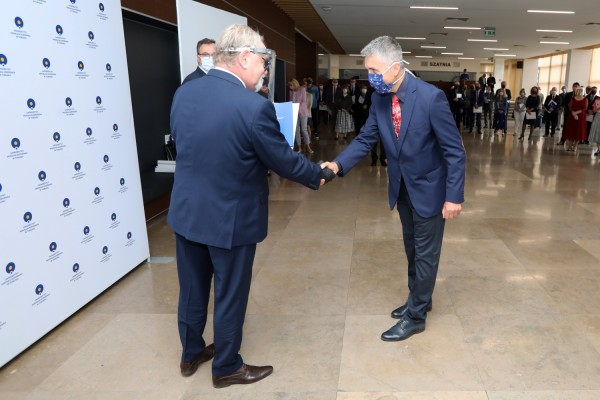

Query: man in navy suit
[
  {"left": 469, "top": 82, "right": 485, "bottom": 134},
  {"left": 169, "top": 24, "right": 326, "bottom": 387},
  {"left": 181, "top": 38, "right": 215, "bottom": 85},
  {"left": 323, "top": 36, "right": 466, "bottom": 341}
]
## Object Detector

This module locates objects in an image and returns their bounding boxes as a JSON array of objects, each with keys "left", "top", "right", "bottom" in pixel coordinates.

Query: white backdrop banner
[{"left": 0, "top": 0, "right": 150, "bottom": 367}]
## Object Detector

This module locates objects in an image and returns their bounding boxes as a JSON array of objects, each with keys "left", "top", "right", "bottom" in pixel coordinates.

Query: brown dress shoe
[
  {"left": 212, "top": 363, "right": 273, "bottom": 388},
  {"left": 180, "top": 344, "right": 215, "bottom": 377}
]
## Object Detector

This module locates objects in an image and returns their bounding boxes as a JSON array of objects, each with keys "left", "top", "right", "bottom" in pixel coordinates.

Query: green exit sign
[{"left": 484, "top": 27, "right": 496, "bottom": 37}]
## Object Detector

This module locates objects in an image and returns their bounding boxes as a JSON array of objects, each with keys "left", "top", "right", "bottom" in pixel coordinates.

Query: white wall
[{"left": 565, "top": 49, "right": 593, "bottom": 88}]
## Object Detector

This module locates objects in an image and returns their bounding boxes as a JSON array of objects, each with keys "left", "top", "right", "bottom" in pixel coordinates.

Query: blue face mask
[{"left": 368, "top": 62, "right": 403, "bottom": 94}]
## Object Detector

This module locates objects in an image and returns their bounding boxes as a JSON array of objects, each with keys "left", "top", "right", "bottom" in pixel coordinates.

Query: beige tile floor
[{"left": 2, "top": 122, "right": 600, "bottom": 399}]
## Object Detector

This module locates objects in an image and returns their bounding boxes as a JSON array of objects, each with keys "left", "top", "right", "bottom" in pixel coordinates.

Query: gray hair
[
  {"left": 360, "top": 36, "right": 404, "bottom": 67},
  {"left": 214, "top": 24, "right": 264, "bottom": 66}
]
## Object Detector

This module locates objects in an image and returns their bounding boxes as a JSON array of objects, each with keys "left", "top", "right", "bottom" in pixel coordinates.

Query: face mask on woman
[
  {"left": 342, "top": 89, "right": 348, "bottom": 95},
  {"left": 361, "top": 88, "right": 367, "bottom": 94}
]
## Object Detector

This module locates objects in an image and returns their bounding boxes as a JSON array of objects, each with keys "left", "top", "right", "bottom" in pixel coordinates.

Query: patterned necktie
[{"left": 392, "top": 94, "right": 402, "bottom": 139}]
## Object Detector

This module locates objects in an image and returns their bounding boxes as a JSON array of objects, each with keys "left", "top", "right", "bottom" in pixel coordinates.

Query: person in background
[
  {"left": 459, "top": 68, "right": 469, "bottom": 83},
  {"left": 334, "top": 83, "right": 355, "bottom": 140},
  {"left": 290, "top": 78, "right": 313, "bottom": 154},
  {"left": 557, "top": 82, "right": 579, "bottom": 145},
  {"left": 587, "top": 94, "right": 600, "bottom": 156},
  {"left": 501, "top": 81, "right": 511, "bottom": 101},
  {"left": 482, "top": 84, "right": 493, "bottom": 129},
  {"left": 324, "top": 79, "right": 343, "bottom": 131},
  {"left": 513, "top": 89, "right": 527, "bottom": 136},
  {"left": 469, "top": 81, "right": 484, "bottom": 134},
  {"left": 168, "top": 24, "right": 328, "bottom": 388},
  {"left": 564, "top": 86, "right": 588, "bottom": 152},
  {"left": 306, "top": 77, "right": 320, "bottom": 140},
  {"left": 520, "top": 86, "right": 540, "bottom": 141},
  {"left": 493, "top": 88, "right": 508, "bottom": 135},
  {"left": 322, "top": 35, "right": 466, "bottom": 342},
  {"left": 182, "top": 38, "right": 215, "bottom": 85},
  {"left": 586, "top": 86, "right": 598, "bottom": 144},
  {"left": 543, "top": 87, "right": 561, "bottom": 138},
  {"left": 558, "top": 85, "right": 567, "bottom": 132},
  {"left": 447, "top": 79, "right": 464, "bottom": 130},
  {"left": 487, "top": 74, "right": 496, "bottom": 93},
  {"left": 478, "top": 73, "right": 487, "bottom": 88},
  {"left": 536, "top": 86, "right": 545, "bottom": 129}
]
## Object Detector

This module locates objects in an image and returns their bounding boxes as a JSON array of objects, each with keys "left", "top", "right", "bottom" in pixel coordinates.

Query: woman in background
[
  {"left": 519, "top": 87, "right": 540, "bottom": 141},
  {"left": 290, "top": 78, "right": 313, "bottom": 154},
  {"left": 564, "top": 87, "right": 589, "bottom": 152},
  {"left": 513, "top": 89, "right": 527, "bottom": 136},
  {"left": 334, "top": 83, "right": 354, "bottom": 140}
]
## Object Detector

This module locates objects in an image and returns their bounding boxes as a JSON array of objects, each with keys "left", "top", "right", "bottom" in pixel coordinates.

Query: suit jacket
[
  {"left": 181, "top": 66, "right": 206, "bottom": 85},
  {"left": 324, "top": 85, "right": 343, "bottom": 107},
  {"left": 447, "top": 86, "right": 464, "bottom": 112},
  {"left": 544, "top": 93, "right": 560, "bottom": 113},
  {"left": 335, "top": 72, "right": 466, "bottom": 218},
  {"left": 168, "top": 68, "right": 322, "bottom": 249},
  {"left": 470, "top": 88, "right": 485, "bottom": 109}
]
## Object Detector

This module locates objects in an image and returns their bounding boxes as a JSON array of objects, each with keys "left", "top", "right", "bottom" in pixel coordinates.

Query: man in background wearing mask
[
  {"left": 169, "top": 24, "right": 329, "bottom": 388},
  {"left": 544, "top": 87, "right": 561, "bottom": 137},
  {"left": 322, "top": 36, "right": 466, "bottom": 342},
  {"left": 182, "top": 38, "right": 216, "bottom": 85}
]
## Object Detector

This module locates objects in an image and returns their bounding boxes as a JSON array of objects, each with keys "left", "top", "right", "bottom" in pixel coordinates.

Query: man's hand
[
  {"left": 442, "top": 201, "right": 462, "bottom": 219},
  {"left": 321, "top": 161, "right": 339, "bottom": 174}
]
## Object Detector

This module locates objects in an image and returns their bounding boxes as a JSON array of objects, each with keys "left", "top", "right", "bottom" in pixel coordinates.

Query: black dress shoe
[
  {"left": 213, "top": 363, "right": 273, "bottom": 388},
  {"left": 381, "top": 319, "right": 425, "bottom": 342},
  {"left": 391, "top": 302, "right": 432, "bottom": 319},
  {"left": 180, "top": 344, "right": 215, "bottom": 376}
]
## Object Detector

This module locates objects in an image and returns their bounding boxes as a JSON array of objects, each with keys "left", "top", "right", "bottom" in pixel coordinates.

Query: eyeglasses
[
  {"left": 198, "top": 52, "right": 212, "bottom": 57},
  {"left": 224, "top": 47, "right": 272, "bottom": 71}
]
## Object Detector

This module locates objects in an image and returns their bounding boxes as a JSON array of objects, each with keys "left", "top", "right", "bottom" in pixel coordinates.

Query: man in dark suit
[
  {"left": 469, "top": 82, "right": 485, "bottom": 134},
  {"left": 169, "top": 24, "right": 327, "bottom": 388},
  {"left": 323, "top": 36, "right": 466, "bottom": 342},
  {"left": 447, "top": 79, "right": 465, "bottom": 130},
  {"left": 323, "top": 79, "right": 343, "bottom": 131},
  {"left": 487, "top": 74, "right": 496, "bottom": 93},
  {"left": 181, "top": 38, "right": 215, "bottom": 85},
  {"left": 544, "top": 87, "right": 561, "bottom": 137}
]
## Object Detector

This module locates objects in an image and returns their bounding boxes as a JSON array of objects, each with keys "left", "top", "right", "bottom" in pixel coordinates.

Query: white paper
[
  {"left": 473, "top": 107, "right": 482, "bottom": 114},
  {"left": 526, "top": 111, "right": 536, "bottom": 120},
  {"left": 456, "top": 93, "right": 462, "bottom": 99}
]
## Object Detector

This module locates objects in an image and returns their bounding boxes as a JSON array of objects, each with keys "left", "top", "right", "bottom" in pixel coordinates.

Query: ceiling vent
[
  {"left": 445, "top": 17, "right": 469, "bottom": 22},
  {"left": 585, "top": 22, "right": 600, "bottom": 25},
  {"left": 429, "top": 32, "right": 448, "bottom": 36}
]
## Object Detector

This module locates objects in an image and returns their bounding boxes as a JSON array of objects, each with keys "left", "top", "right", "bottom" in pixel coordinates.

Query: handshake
[{"left": 318, "top": 161, "right": 339, "bottom": 186}]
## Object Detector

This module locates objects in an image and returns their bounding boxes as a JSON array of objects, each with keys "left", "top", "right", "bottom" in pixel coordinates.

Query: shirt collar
[
  {"left": 213, "top": 66, "right": 246, "bottom": 88},
  {"left": 394, "top": 72, "right": 409, "bottom": 103}
]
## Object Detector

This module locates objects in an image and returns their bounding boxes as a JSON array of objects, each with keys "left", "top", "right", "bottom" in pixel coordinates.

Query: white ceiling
[{"left": 309, "top": 0, "right": 600, "bottom": 60}]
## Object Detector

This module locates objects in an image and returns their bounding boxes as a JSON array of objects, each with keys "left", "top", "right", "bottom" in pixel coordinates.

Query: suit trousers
[
  {"left": 175, "top": 233, "right": 256, "bottom": 376},
  {"left": 397, "top": 179, "right": 445, "bottom": 322},
  {"left": 545, "top": 111, "right": 558, "bottom": 136}
]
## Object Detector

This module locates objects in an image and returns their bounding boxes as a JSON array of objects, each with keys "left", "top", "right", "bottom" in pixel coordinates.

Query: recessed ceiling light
[
  {"left": 415, "top": 56, "right": 433, "bottom": 58},
  {"left": 458, "top": 57, "right": 474, "bottom": 59},
  {"left": 441, "top": 52, "right": 463, "bottom": 55},
  {"left": 410, "top": 6, "right": 459, "bottom": 10},
  {"left": 402, "top": 51, "right": 412, "bottom": 54},
  {"left": 396, "top": 37, "right": 427, "bottom": 40},
  {"left": 321, "top": 6, "right": 331, "bottom": 12},
  {"left": 421, "top": 45, "right": 446, "bottom": 48},
  {"left": 317, "top": 53, "right": 324, "bottom": 56},
  {"left": 540, "top": 41, "right": 570, "bottom": 44},
  {"left": 536, "top": 29, "right": 573, "bottom": 33},
  {"left": 348, "top": 54, "right": 363, "bottom": 57},
  {"left": 468, "top": 39, "right": 498, "bottom": 42},
  {"left": 484, "top": 48, "right": 509, "bottom": 51},
  {"left": 444, "top": 26, "right": 481, "bottom": 30},
  {"left": 527, "top": 10, "right": 575, "bottom": 14},
  {"left": 494, "top": 54, "right": 517, "bottom": 57}
]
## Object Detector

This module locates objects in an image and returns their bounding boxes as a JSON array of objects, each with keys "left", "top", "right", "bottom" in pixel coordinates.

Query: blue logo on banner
[
  {"left": 27, "top": 98, "right": 36, "bottom": 110},
  {"left": 65, "top": 97, "right": 72, "bottom": 107},
  {"left": 43, "top": 58, "right": 51, "bottom": 69},
  {"left": 86, "top": 127, "right": 92, "bottom": 136},
  {"left": 106, "top": 63, "right": 111, "bottom": 72},
  {"left": 77, "top": 61, "right": 84, "bottom": 71},
  {"left": 6, "top": 262, "right": 15, "bottom": 274},
  {"left": 63, "top": 198, "right": 70, "bottom": 207},
  {"left": 103, "top": 155, "right": 109, "bottom": 163},
  {"left": 127, "top": 232, "right": 132, "bottom": 239},
  {"left": 96, "top": 96, "right": 102, "bottom": 105},
  {"left": 23, "top": 212, "right": 32, "bottom": 223},
  {"left": 88, "top": 31, "right": 94, "bottom": 41},
  {"left": 113, "top": 123, "right": 118, "bottom": 131},
  {"left": 102, "top": 246, "right": 108, "bottom": 254},
  {"left": 38, "top": 171, "right": 46, "bottom": 181},
  {"left": 0, "top": 183, "right": 3, "bottom": 193},
  {"left": 74, "top": 162, "right": 81, "bottom": 171},
  {"left": 71, "top": 0, "right": 76, "bottom": 4},
  {"left": 11, "top": 138, "right": 21, "bottom": 149},
  {"left": 56, "top": 25, "right": 63, "bottom": 35},
  {"left": 53, "top": 132, "right": 61, "bottom": 142},
  {"left": 120, "top": 178, "right": 125, "bottom": 186},
  {"left": 94, "top": 187, "right": 100, "bottom": 196},
  {"left": 15, "top": 17, "right": 24, "bottom": 29},
  {"left": 73, "top": 263, "right": 79, "bottom": 272},
  {"left": 83, "top": 226, "right": 90, "bottom": 235},
  {"left": 49, "top": 242, "right": 57, "bottom": 252},
  {"left": 111, "top": 212, "right": 116, "bottom": 221},
  {"left": 0, "top": 54, "right": 7, "bottom": 66},
  {"left": 99, "top": 3, "right": 104, "bottom": 11},
  {"left": 36, "top": 284, "right": 44, "bottom": 295}
]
